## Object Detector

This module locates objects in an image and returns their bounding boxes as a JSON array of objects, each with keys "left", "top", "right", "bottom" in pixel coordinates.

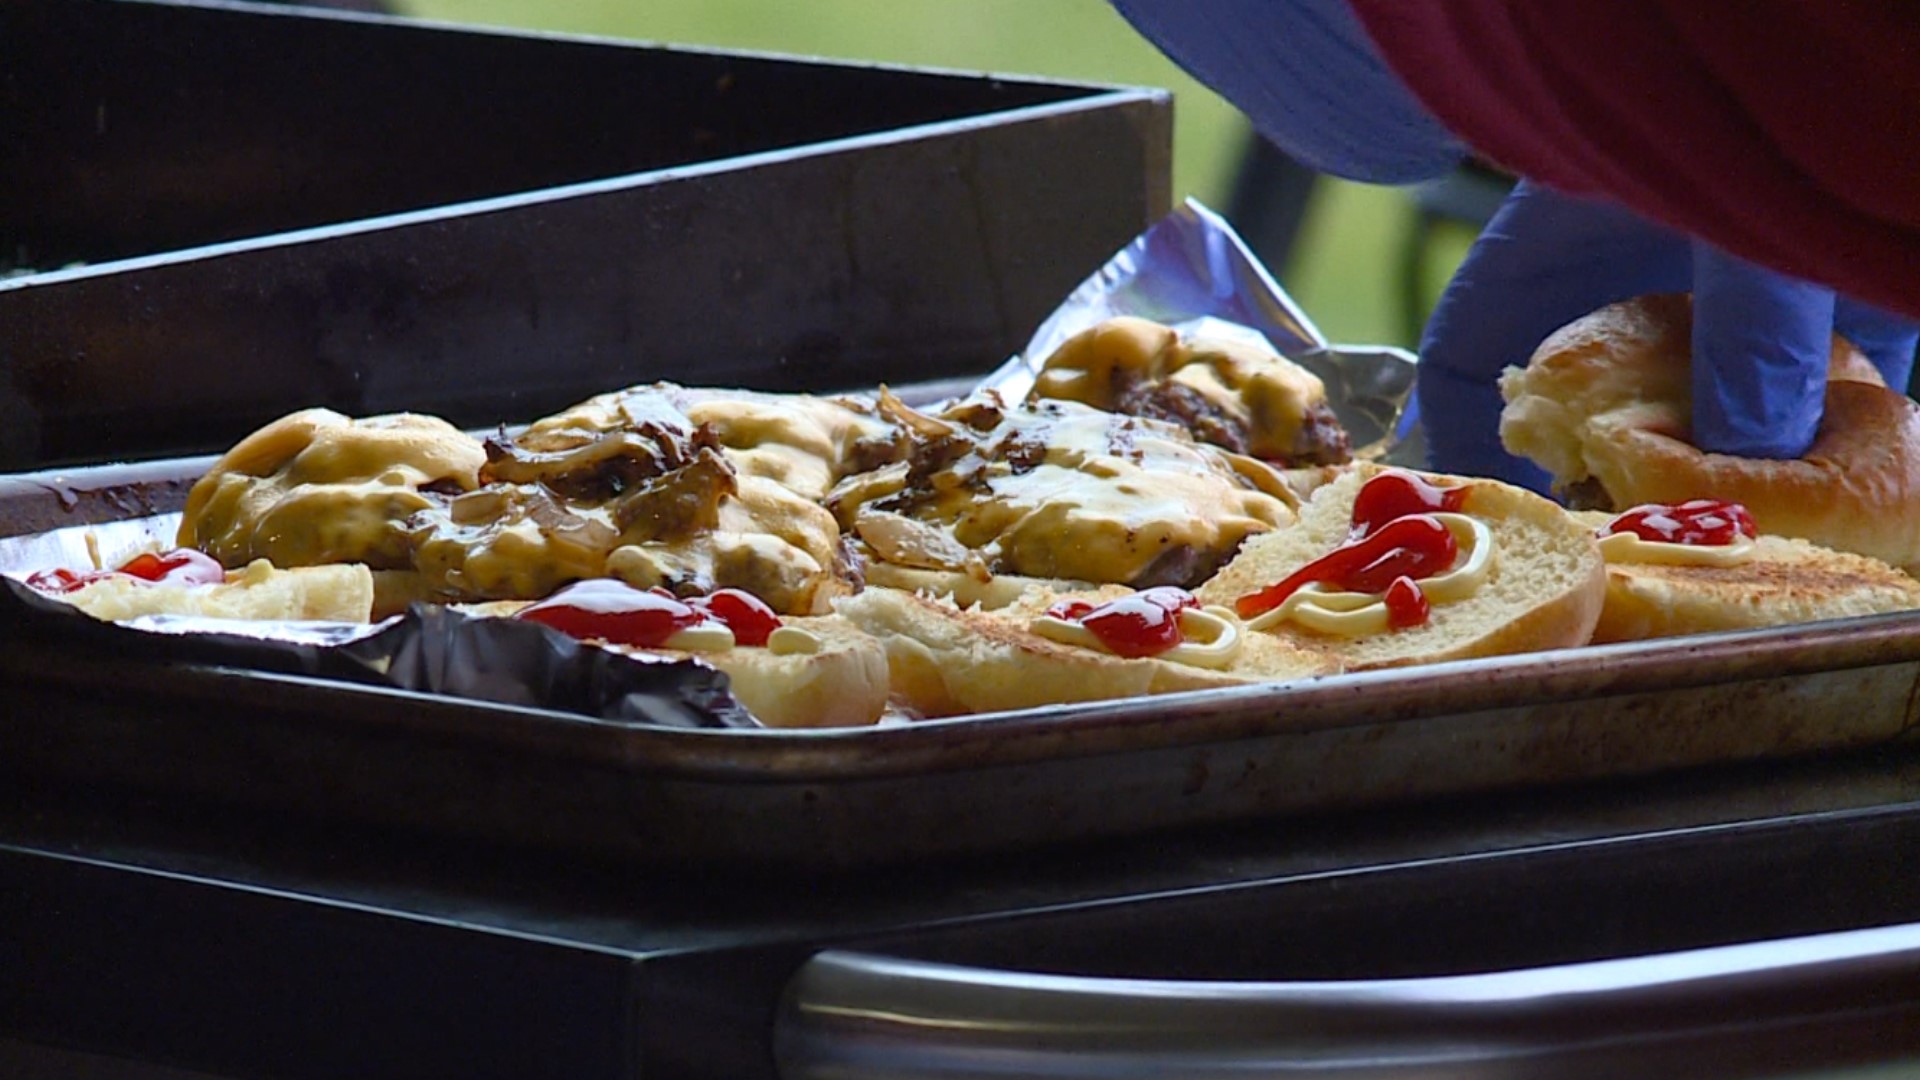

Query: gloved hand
[{"left": 1417, "top": 180, "right": 1920, "bottom": 490}]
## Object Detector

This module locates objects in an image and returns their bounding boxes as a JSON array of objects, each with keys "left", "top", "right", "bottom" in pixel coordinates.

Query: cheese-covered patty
[
  {"left": 520, "top": 382, "right": 908, "bottom": 501},
  {"left": 179, "top": 409, "right": 486, "bottom": 570},
  {"left": 1032, "top": 316, "right": 1351, "bottom": 467},
  {"left": 411, "top": 387, "right": 851, "bottom": 613},
  {"left": 827, "top": 393, "right": 1298, "bottom": 589}
]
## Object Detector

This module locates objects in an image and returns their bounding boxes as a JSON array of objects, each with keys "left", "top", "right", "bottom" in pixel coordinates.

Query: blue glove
[
  {"left": 1108, "top": 0, "right": 1463, "bottom": 183},
  {"left": 1417, "top": 180, "right": 1920, "bottom": 490}
]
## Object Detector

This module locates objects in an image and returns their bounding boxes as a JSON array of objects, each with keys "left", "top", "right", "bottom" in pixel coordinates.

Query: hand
[{"left": 1416, "top": 180, "right": 1919, "bottom": 489}]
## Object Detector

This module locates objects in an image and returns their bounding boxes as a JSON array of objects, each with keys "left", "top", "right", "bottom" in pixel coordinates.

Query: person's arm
[
  {"left": 1346, "top": 0, "right": 1920, "bottom": 322},
  {"left": 1108, "top": 0, "right": 1462, "bottom": 184},
  {"left": 1112, "top": 0, "right": 1918, "bottom": 480}
]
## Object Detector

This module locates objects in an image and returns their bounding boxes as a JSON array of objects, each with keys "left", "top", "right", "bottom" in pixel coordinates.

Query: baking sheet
[
  {"left": 5, "top": 596, "right": 1918, "bottom": 868},
  {"left": 4, "top": 203, "right": 1917, "bottom": 868}
]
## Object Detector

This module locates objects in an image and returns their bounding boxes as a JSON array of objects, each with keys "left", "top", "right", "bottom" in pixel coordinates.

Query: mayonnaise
[{"left": 1247, "top": 513, "right": 1496, "bottom": 638}]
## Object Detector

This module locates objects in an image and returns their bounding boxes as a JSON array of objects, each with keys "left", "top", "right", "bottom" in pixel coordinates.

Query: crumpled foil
[
  {"left": 0, "top": 199, "right": 1419, "bottom": 727},
  {"left": 0, "top": 569, "right": 755, "bottom": 729}
]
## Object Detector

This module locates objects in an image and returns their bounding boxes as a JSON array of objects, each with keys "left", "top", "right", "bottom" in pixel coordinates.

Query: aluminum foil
[
  {"left": 0, "top": 514, "right": 755, "bottom": 730},
  {"left": 0, "top": 200, "right": 1420, "bottom": 726}
]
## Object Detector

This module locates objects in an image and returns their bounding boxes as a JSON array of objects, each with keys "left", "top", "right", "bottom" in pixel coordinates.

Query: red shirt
[{"left": 1348, "top": 0, "right": 1920, "bottom": 317}]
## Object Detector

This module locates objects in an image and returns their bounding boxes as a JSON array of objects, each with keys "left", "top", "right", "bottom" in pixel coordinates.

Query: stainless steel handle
[{"left": 774, "top": 922, "right": 1920, "bottom": 1079}]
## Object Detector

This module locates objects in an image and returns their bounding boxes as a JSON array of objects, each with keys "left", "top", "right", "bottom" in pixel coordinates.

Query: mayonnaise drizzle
[
  {"left": 1030, "top": 604, "right": 1244, "bottom": 669},
  {"left": 767, "top": 625, "right": 823, "bottom": 656},
  {"left": 1246, "top": 513, "right": 1495, "bottom": 638},
  {"left": 1596, "top": 530, "right": 1756, "bottom": 568},
  {"left": 660, "top": 622, "right": 737, "bottom": 652}
]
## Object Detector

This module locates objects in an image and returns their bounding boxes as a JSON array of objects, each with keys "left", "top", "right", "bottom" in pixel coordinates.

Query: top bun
[{"left": 1499, "top": 294, "right": 1920, "bottom": 574}]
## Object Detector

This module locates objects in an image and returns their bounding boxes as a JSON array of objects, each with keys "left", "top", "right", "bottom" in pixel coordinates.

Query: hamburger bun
[
  {"left": 54, "top": 559, "right": 376, "bottom": 624},
  {"left": 1195, "top": 464, "right": 1606, "bottom": 669},
  {"left": 835, "top": 584, "right": 1334, "bottom": 717},
  {"left": 1498, "top": 294, "right": 1920, "bottom": 573},
  {"left": 612, "top": 614, "right": 889, "bottom": 729},
  {"left": 463, "top": 596, "right": 889, "bottom": 728},
  {"left": 1570, "top": 510, "right": 1920, "bottom": 643}
]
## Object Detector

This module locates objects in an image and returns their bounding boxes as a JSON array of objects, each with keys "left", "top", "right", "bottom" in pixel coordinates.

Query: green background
[{"left": 400, "top": 0, "right": 1475, "bottom": 348}]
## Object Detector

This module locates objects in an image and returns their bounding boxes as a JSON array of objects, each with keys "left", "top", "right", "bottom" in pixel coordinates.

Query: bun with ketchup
[
  {"left": 836, "top": 583, "right": 1334, "bottom": 718},
  {"left": 840, "top": 465, "right": 1605, "bottom": 716},
  {"left": 23, "top": 547, "right": 375, "bottom": 624},
  {"left": 1571, "top": 504, "right": 1920, "bottom": 644},
  {"left": 1498, "top": 294, "right": 1920, "bottom": 574},
  {"left": 475, "top": 579, "right": 891, "bottom": 728},
  {"left": 1195, "top": 464, "right": 1606, "bottom": 669}
]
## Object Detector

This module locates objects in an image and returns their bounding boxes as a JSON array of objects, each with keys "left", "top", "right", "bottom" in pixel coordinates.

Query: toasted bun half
[
  {"left": 57, "top": 560, "right": 376, "bottom": 623},
  {"left": 460, "top": 599, "right": 889, "bottom": 728},
  {"left": 1196, "top": 464, "right": 1606, "bottom": 668},
  {"left": 835, "top": 585, "right": 1334, "bottom": 718},
  {"left": 1499, "top": 294, "right": 1920, "bottom": 573},
  {"left": 638, "top": 615, "right": 889, "bottom": 729},
  {"left": 1569, "top": 511, "right": 1920, "bottom": 643}
]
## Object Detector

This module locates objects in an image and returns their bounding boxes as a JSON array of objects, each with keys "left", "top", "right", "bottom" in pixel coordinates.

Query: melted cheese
[
  {"left": 1247, "top": 514, "right": 1495, "bottom": 637},
  {"left": 1031, "top": 316, "right": 1332, "bottom": 461},
  {"left": 1597, "top": 530, "right": 1757, "bottom": 567},
  {"left": 834, "top": 399, "right": 1295, "bottom": 587},
  {"left": 1029, "top": 603, "right": 1244, "bottom": 669},
  {"left": 394, "top": 388, "right": 852, "bottom": 613},
  {"left": 408, "top": 486, "right": 617, "bottom": 600},
  {"left": 679, "top": 390, "right": 903, "bottom": 501},
  {"left": 179, "top": 409, "right": 485, "bottom": 570},
  {"left": 598, "top": 476, "right": 843, "bottom": 615},
  {"left": 525, "top": 383, "right": 904, "bottom": 502}
]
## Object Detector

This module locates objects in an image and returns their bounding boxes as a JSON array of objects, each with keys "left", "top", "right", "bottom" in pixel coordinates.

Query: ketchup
[
  {"left": 1046, "top": 586, "right": 1197, "bottom": 659},
  {"left": 693, "top": 588, "right": 782, "bottom": 648},
  {"left": 1235, "top": 514, "right": 1458, "bottom": 619},
  {"left": 26, "top": 547, "right": 228, "bottom": 595},
  {"left": 1235, "top": 470, "right": 1476, "bottom": 627},
  {"left": 515, "top": 580, "right": 782, "bottom": 649},
  {"left": 1600, "top": 500, "right": 1756, "bottom": 547},
  {"left": 1349, "top": 468, "right": 1468, "bottom": 537},
  {"left": 1382, "top": 575, "right": 1430, "bottom": 629}
]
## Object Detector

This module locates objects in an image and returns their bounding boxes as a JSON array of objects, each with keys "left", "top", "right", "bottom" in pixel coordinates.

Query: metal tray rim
[{"left": 10, "top": 606, "right": 1919, "bottom": 785}]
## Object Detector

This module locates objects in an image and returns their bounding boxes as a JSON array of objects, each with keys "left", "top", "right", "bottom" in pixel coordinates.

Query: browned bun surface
[
  {"left": 1567, "top": 511, "right": 1920, "bottom": 643},
  {"left": 835, "top": 584, "right": 1334, "bottom": 717},
  {"left": 1499, "top": 294, "right": 1920, "bottom": 574}
]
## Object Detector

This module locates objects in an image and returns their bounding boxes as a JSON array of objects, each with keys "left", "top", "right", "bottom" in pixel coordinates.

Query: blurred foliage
[{"left": 402, "top": 0, "right": 1458, "bottom": 347}]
